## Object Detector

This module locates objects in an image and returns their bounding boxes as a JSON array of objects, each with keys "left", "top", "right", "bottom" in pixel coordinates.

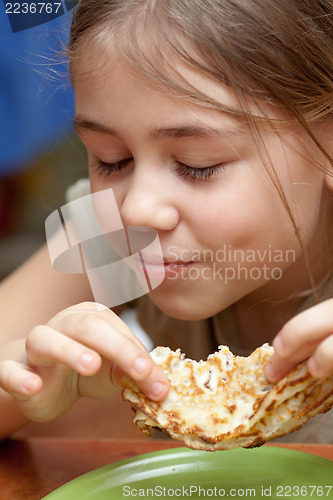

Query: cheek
[
  {"left": 89, "top": 166, "right": 112, "bottom": 192},
  {"left": 275, "top": 157, "right": 325, "bottom": 244},
  {"left": 262, "top": 131, "right": 326, "bottom": 235},
  {"left": 90, "top": 187, "right": 124, "bottom": 236},
  {"left": 194, "top": 148, "right": 325, "bottom": 254},
  {"left": 89, "top": 171, "right": 125, "bottom": 211},
  {"left": 187, "top": 176, "right": 321, "bottom": 272},
  {"left": 186, "top": 175, "right": 288, "bottom": 249}
]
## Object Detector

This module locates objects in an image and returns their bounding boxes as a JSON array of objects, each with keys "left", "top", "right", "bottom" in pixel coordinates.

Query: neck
[{"left": 231, "top": 294, "right": 308, "bottom": 350}]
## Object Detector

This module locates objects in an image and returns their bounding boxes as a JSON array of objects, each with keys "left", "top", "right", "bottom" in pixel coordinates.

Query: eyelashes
[
  {"left": 94, "top": 158, "right": 227, "bottom": 182},
  {"left": 174, "top": 162, "right": 226, "bottom": 181},
  {"left": 94, "top": 158, "right": 133, "bottom": 177}
]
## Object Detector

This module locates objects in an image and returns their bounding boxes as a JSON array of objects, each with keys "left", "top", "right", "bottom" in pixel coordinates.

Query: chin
[{"left": 147, "top": 288, "right": 225, "bottom": 321}]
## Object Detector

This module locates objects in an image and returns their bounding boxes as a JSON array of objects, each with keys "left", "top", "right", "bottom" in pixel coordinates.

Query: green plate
[{"left": 43, "top": 446, "right": 333, "bottom": 499}]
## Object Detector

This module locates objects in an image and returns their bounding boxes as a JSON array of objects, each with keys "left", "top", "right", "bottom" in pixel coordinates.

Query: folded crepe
[{"left": 121, "top": 344, "right": 333, "bottom": 450}]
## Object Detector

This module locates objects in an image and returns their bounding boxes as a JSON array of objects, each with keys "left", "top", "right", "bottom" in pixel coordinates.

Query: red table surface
[{"left": 0, "top": 438, "right": 332, "bottom": 500}]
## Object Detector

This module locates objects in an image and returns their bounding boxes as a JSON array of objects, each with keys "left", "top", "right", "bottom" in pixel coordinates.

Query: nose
[{"left": 119, "top": 167, "right": 180, "bottom": 231}]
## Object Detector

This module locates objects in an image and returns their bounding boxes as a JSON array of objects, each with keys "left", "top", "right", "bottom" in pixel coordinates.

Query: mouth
[
  {"left": 135, "top": 254, "right": 197, "bottom": 280},
  {"left": 163, "top": 260, "right": 196, "bottom": 278}
]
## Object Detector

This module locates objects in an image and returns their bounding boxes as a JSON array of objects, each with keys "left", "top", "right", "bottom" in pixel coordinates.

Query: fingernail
[
  {"left": 22, "top": 377, "right": 37, "bottom": 393},
  {"left": 80, "top": 352, "right": 95, "bottom": 368},
  {"left": 133, "top": 357, "right": 148, "bottom": 374},
  {"left": 308, "top": 357, "right": 320, "bottom": 377},
  {"left": 150, "top": 382, "right": 165, "bottom": 397},
  {"left": 265, "top": 364, "right": 278, "bottom": 383},
  {"left": 273, "top": 335, "right": 284, "bottom": 355}
]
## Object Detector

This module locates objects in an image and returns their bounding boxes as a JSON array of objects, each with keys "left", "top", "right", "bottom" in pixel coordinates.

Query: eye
[
  {"left": 94, "top": 158, "right": 133, "bottom": 177},
  {"left": 175, "top": 161, "right": 227, "bottom": 181}
]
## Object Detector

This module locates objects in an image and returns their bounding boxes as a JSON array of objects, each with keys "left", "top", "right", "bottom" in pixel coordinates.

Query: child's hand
[
  {"left": 266, "top": 299, "right": 333, "bottom": 383},
  {"left": 0, "top": 302, "right": 169, "bottom": 423}
]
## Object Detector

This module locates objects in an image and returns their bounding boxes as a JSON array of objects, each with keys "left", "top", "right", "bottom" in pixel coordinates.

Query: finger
[
  {"left": 0, "top": 360, "right": 42, "bottom": 397},
  {"left": 273, "top": 299, "right": 333, "bottom": 358},
  {"left": 112, "top": 361, "right": 169, "bottom": 402},
  {"left": 51, "top": 308, "right": 169, "bottom": 400},
  {"left": 266, "top": 299, "right": 333, "bottom": 382},
  {"left": 74, "top": 316, "right": 169, "bottom": 400},
  {"left": 308, "top": 334, "right": 333, "bottom": 379},
  {"left": 26, "top": 325, "right": 102, "bottom": 375},
  {"left": 50, "top": 302, "right": 145, "bottom": 349},
  {"left": 266, "top": 339, "right": 319, "bottom": 383}
]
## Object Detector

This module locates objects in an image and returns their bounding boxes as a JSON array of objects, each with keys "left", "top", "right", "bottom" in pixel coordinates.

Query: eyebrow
[{"left": 74, "top": 116, "right": 246, "bottom": 141}]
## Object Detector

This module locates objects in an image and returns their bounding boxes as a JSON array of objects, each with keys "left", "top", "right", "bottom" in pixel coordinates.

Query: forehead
[
  {"left": 73, "top": 43, "right": 283, "bottom": 125},
  {"left": 74, "top": 50, "right": 232, "bottom": 103},
  {"left": 73, "top": 56, "right": 248, "bottom": 145},
  {"left": 71, "top": 24, "right": 295, "bottom": 145}
]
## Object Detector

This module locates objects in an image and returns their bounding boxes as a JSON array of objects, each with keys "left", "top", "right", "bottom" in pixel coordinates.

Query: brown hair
[{"left": 69, "top": 0, "right": 333, "bottom": 298}]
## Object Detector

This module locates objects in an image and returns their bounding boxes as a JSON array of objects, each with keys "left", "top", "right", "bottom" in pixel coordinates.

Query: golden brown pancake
[{"left": 122, "top": 344, "right": 333, "bottom": 450}]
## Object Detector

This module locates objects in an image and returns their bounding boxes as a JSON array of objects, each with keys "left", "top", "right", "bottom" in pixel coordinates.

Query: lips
[
  {"left": 146, "top": 257, "right": 196, "bottom": 279},
  {"left": 131, "top": 252, "right": 195, "bottom": 281},
  {"left": 163, "top": 259, "right": 195, "bottom": 267},
  {"left": 141, "top": 255, "right": 197, "bottom": 267}
]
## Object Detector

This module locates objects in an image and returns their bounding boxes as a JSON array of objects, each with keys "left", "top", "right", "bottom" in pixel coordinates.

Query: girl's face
[{"left": 74, "top": 55, "right": 328, "bottom": 320}]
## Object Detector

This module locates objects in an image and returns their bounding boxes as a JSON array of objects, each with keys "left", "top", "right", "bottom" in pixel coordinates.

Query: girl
[{"left": 0, "top": 0, "right": 333, "bottom": 442}]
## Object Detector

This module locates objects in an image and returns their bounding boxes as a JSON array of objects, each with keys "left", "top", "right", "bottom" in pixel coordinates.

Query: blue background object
[{"left": 0, "top": 5, "right": 76, "bottom": 176}]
